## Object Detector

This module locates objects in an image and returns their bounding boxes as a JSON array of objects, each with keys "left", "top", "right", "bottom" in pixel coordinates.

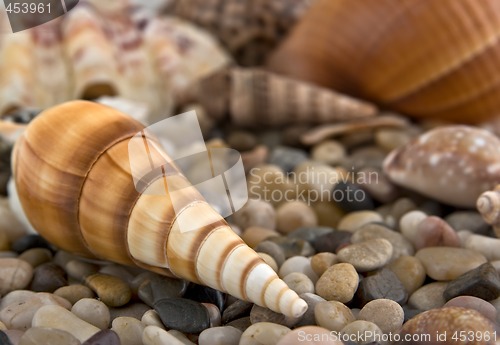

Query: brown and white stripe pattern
[{"left": 13, "top": 100, "right": 307, "bottom": 318}]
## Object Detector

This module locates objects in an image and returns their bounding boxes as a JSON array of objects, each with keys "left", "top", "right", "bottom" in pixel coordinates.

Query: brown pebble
[
  {"left": 315, "top": 263, "right": 358, "bottom": 303},
  {"left": 311, "top": 140, "right": 346, "bottom": 166},
  {"left": 310, "top": 253, "right": 338, "bottom": 276},
  {"left": 18, "top": 248, "right": 52, "bottom": 268},
  {"left": 85, "top": 274, "right": 132, "bottom": 307},
  {"left": 241, "top": 226, "right": 280, "bottom": 248},
  {"left": 387, "top": 255, "right": 426, "bottom": 295},
  {"left": 395, "top": 307, "right": 497, "bottom": 345},
  {"left": 337, "top": 211, "right": 383, "bottom": 232},
  {"left": 276, "top": 201, "right": 318, "bottom": 234},
  {"left": 311, "top": 201, "right": 344, "bottom": 228},
  {"left": 54, "top": 285, "right": 94, "bottom": 305}
]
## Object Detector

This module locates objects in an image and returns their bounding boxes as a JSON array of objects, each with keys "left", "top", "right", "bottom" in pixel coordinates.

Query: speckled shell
[
  {"left": 12, "top": 101, "right": 307, "bottom": 318},
  {"left": 383, "top": 126, "right": 500, "bottom": 208},
  {"left": 268, "top": 0, "right": 500, "bottom": 123},
  {"left": 196, "top": 68, "right": 377, "bottom": 127}
]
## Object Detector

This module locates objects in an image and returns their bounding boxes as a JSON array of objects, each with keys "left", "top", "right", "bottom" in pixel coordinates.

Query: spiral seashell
[
  {"left": 171, "top": 0, "right": 314, "bottom": 66},
  {"left": 268, "top": 0, "right": 500, "bottom": 123},
  {"left": 196, "top": 68, "right": 378, "bottom": 127},
  {"left": 383, "top": 125, "right": 500, "bottom": 208},
  {"left": 477, "top": 185, "right": 500, "bottom": 238},
  {"left": 12, "top": 100, "right": 307, "bottom": 318}
]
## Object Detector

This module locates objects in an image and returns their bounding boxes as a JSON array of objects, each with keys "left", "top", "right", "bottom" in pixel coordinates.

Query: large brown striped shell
[
  {"left": 267, "top": 0, "right": 500, "bottom": 123},
  {"left": 12, "top": 100, "right": 307, "bottom": 318}
]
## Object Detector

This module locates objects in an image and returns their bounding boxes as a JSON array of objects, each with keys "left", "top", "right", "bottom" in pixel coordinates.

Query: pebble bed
[{"left": 1, "top": 116, "right": 500, "bottom": 345}]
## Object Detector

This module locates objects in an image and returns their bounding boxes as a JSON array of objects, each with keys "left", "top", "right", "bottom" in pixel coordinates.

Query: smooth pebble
[
  {"left": 443, "top": 263, "right": 500, "bottom": 301},
  {"left": 279, "top": 256, "right": 318, "bottom": 283},
  {"left": 283, "top": 272, "right": 315, "bottom": 295},
  {"left": 81, "top": 330, "right": 120, "bottom": 345},
  {"left": 314, "top": 301, "right": 355, "bottom": 332},
  {"left": 0, "top": 259, "right": 33, "bottom": 295},
  {"left": 356, "top": 268, "right": 408, "bottom": 306},
  {"left": 358, "top": 299, "right": 404, "bottom": 334},
  {"left": 111, "top": 317, "right": 145, "bottom": 345},
  {"left": 141, "top": 310, "right": 164, "bottom": 329},
  {"left": 17, "top": 248, "right": 52, "bottom": 268},
  {"left": 239, "top": 322, "right": 291, "bottom": 345},
  {"left": 296, "top": 293, "right": 326, "bottom": 327},
  {"left": 408, "top": 282, "right": 448, "bottom": 311},
  {"left": 154, "top": 298, "right": 210, "bottom": 334},
  {"left": 351, "top": 223, "right": 414, "bottom": 259},
  {"left": 340, "top": 320, "right": 383, "bottom": 345},
  {"left": 249, "top": 305, "right": 299, "bottom": 328},
  {"left": 337, "top": 211, "right": 383, "bottom": 232},
  {"left": 142, "top": 325, "right": 185, "bottom": 345},
  {"left": 18, "top": 327, "right": 80, "bottom": 345},
  {"left": 387, "top": 256, "right": 426, "bottom": 295},
  {"left": 257, "top": 253, "right": 278, "bottom": 272},
  {"left": 253, "top": 241, "right": 286, "bottom": 267},
  {"left": 276, "top": 201, "right": 318, "bottom": 234},
  {"left": 85, "top": 274, "right": 131, "bottom": 307},
  {"left": 315, "top": 263, "right": 358, "bottom": 303},
  {"left": 30, "top": 263, "right": 67, "bottom": 292},
  {"left": 241, "top": 227, "right": 279, "bottom": 248},
  {"left": 444, "top": 296, "right": 497, "bottom": 322},
  {"left": 310, "top": 252, "right": 338, "bottom": 276},
  {"left": 337, "top": 238, "right": 393, "bottom": 272},
  {"left": 198, "top": 326, "right": 242, "bottom": 345},
  {"left": 71, "top": 298, "right": 110, "bottom": 330},
  {"left": 233, "top": 199, "right": 276, "bottom": 230},
  {"left": 54, "top": 285, "right": 94, "bottom": 305}
]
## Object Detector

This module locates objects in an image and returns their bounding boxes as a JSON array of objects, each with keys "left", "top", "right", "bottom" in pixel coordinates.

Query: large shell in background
[
  {"left": 195, "top": 68, "right": 377, "bottom": 127},
  {"left": 12, "top": 100, "right": 308, "bottom": 318},
  {"left": 172, "top": 0, "right": 314, "bottom": 66},
  {"left": 383, "top": 126, "right": 500, "bottom": 208},
  {"left": 268, "top": 0, "right": 500, "bottom": 123}
]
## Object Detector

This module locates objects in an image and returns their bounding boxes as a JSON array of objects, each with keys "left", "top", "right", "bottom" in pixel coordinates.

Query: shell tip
[{"left": 291, "top": 298, "right": 308, "bottom": 318}]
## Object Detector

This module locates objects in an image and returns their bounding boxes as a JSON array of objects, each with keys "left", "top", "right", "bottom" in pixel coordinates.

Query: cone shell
[
  {"left": 268, "top": 0, "right": 500, "bottom": 123},
  {"left": 197, "top": 68, "right": 377, "bottom": 127},
  {"left": 13, "top": 100, "right": 307, "bottom": 318}
]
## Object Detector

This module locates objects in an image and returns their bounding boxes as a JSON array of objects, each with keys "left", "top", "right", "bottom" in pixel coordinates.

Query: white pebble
[
  {"left": 199, "top": 326, "right": 242, "bottom": 345},
  {"left": 142, "top": 325, "right": 185, "bottom": 345},
  {"left": 71, "top": 298, "right": 110, "bottom": 329}
]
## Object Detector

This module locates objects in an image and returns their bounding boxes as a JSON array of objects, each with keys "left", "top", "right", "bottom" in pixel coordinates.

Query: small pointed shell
[
  {"left": 13, "top": 100, "right": 307, "bottom": 318},
  {"left": 477, "top": 185, "right": 500, "bottom": 226},
  {"left": 383, "top": 126, "right": 500, "bottom": 207}
]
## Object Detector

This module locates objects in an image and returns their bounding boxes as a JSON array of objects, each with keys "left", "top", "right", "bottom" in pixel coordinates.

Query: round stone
[
  {"left": 154, "top": 298, "right": 210, "bottom": 334},
  {"left": 184, "top": 284, "right": 226, "bottom": 312},
  {"left": 65, "top": 260, "right": 100, "bottom": 281},
  {"left": 395, "top": 308, "right": 497, "bottom": 345},
  {"left": 254, "top": 241, "right": 286, "bottom": 267},
  {"left": 71, "top": 298, "right": 110, "bottom": 330},
  {"left": 199, "top": 326, "right": 242, "bottom": 345},
  {"left": 141, "top": 310, "right": 164, "bottom": 329},
  {"left": 241, "top": 226, "right": 280, "bottom": 248},
  {"left": 283, "top": 273, "right": 315, "bottom": 295},
  {"left": 18, "top": 248, "right": 52, "bottom": 268},
  {"left": 0, "top": 258, "right": 33, "bottom": 295},
  {"left": 312, "top": 231, "right": 352, "bottom": 253},
  {"left": 387, "top": 255, "right": 426, "bottom": 295},
  {"left": 310, "top": 252, "right": 338, "bottom": 276},
  {"left": 268, "top": 237, "right": 315, "bottom": 258},
  {"left": 314, "top": 301, "right": 355, "bottom": 332},
  {"left": 312, "top": 201, "right": 345, "bottom": 228},
  {"left": 337, "top": 239, "right": 393, "bottom": 272},
  {"left": 408, "top": 282, "right": 448, "bottom": 311},
  {"left": 269, "top": 146, "right": 308, "bottom": 173},
  {"left": 30, "top": 263, "right": 67, "bottom": 293},
  {"left": 311, "top": 140, "right": 346, "bottom": 166},
  {"left": 227, "top": 130, "right": 258, "bottom": 152},
  {"left": 276, "top": 201, "right": 318, "bottom": 234},
  {"left": 340, "top": 320, "right": 383, "bottom": 345},
  {"left": 315, "top": 263, "right": 358, "bottom": 303},
  {"left": 233, "top": 199, "right": 276, "bottom": 230},
  {"left": 415, "top": 247, "right": 487, "bottom": 281},
  {"left": 279, "top": 256, "right": 318, "bottom": 283},
  {"left": 358, "top": 299, "right": 404, "bottom": 334},
  {"left": 203, "top": 303, "right": 222, "bottom": 327},
  {"left": 239, "top": 322, "right": 291, "bottom": 345},
  {"left": 337, "top": 211, "right": 383, "bottom": 232},
  {"left": 276, "top": 326, "right": 343, "bottom": 345},
  {"left": 111, "top": 317, "right": 145, "bottom": 345},
  {"left": 142, "top": 325, "right": 185, "bottom": 345},
  {"left": 257, "top": 253, "right": 278, "bottom": 272},
  {"left": 19, "top": 327, "right": 80, "bottom": 345},
  {"left": 332, "top": 182, "right": 375, "bottom": 213},
  {"left": 351, "top": 223, "right": 414, "bottom": 259},
  {"left": 54, "top": 285, "right": 94, "bottom": 305},
  {"left": 444, "top": 296, "right": 497, "bottom": 322},
  {"left": 356, "top": 268, "right": 408, "bottom": 306},
  {"left": 414, "top": 216, "right": 461, "bottom": 249},
  {"left": 85, "top": 274, "right": 132, "bottom": 307},
  {"left": 398, "top": 210, "right": 427, "bottom": 243}
]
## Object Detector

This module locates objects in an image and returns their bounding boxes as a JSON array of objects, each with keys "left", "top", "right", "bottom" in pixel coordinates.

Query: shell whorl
[
  {"left": 12, "top": 100, "right": 307, "bottom": 318},
  {"left": 477, "top": 185, "right": 500, "bottom": 226}
]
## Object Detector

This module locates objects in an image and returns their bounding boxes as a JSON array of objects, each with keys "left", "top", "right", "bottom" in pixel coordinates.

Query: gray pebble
[
  {"left": 253, "top": 241, "right": 286, "bottom": 267},
  {"left": 269, "top": 146, "right": 308, "bottom": 173},
  {"left": 337, "top": 238, "right": 393, "bottom": 272},
  {"left": 30, "top": 263, "right": 67, "bottom": 293},
  {"left": 71, "top": 298, "right": 110, "bottom": 330},
  {"left": 226, "top": 317, "right": 251, "bottom": 333},
  {"left": 356, "top": 268, "right": 408, "bottom": 306},
  {"left": 154, "top": 298, "right": 210, "bottom": 334},
  {"left": 221, "top": 300, "right": 253, "bottom": 324},
  {"left": 445, "top": 211, "right": 490, "bottom": 234},
  {"left": 0, "top": 259, "right": 33, "bottom": 295},
  {"left": 109, "top": 303, "right": 150, "bottom": 321},
  {"left": 82, "top": 330, "right": 120, "bottom": 345},
  {"left": 268, "top": 237, "right": 315, "bottom": 258},
  {"left": 279, "top": 256, "right": 318, "bottom": 283},
  {"left": 18, "top": 327, "right": 80, "bottom": 345},
  {"left": 65, "top": 260, "right": 99, "bottom": 282},
  {"left": 408, "top": 282, "right": 448, "bottom": 310},
  {"left": 287, "top": 227, "right": 334, "bottom": 244}
]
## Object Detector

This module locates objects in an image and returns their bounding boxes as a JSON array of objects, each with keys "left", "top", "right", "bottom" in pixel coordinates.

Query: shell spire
[
  {"left": 477, "top": 185, "right": 500, "bottom": 238},
  {"left": 196, "top": 67, "right": 378, "bottom": 127},
  {"left": 12, "top": 100, "right": 307, "bottom": 318}
]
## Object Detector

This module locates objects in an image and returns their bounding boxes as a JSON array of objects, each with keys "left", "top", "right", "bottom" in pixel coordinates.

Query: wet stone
[
  {"left": 408, "top": 282, "right": 448, "bottom": 311},
  {"left": 154, "top": 298, "right": 210, "bottom": 334},
  {"left": 184, "top": 284, "right": 226, "bottom": 312},
  {"left": 443, "top": 263, "right": 500, "bottom": 302},
  {"left": 333, "top": 182, "right": 375, "bottom": 213},
  {"left": 82, "top": 330, "right": 120, "bottom": 345},
  {"left": 18, "top": 327, "right": 80, "bottom": 345},
  {"left": 267, "top": 237, "right": 315, "bottom": 258},
  {"left": 11, "top": 235, "right": 52, "bottom": 254},
  {"left": 312, "top": 230, "right": 352, "bottom": 253},
  {"left": 269, "top": 146, "right": 308, "bottom": 173},
  {"left": 253, "top": 241, "right": 286, "bottom": 267},
  {"left": 337, "top": 238, "right": 393, "bottom": 272},
  {"left": 287, "top": 227, "right": 334, "bottom": 244},
  {"left": 222, "top": 300, "right": 253, "bottom": 324},
  {"left": 249, "top": 305, "right": 299, "bottom": 328},
  {"left": 30, "top": 263, "right": 67, "bottom": 293},
  {"left": 356, "top": 268, "right": 408, "bottom": 307}
]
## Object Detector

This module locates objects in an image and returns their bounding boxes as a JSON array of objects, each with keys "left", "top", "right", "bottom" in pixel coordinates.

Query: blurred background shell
[{"left": 267, "top": 0, "right": 500, "bottom": 123}]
